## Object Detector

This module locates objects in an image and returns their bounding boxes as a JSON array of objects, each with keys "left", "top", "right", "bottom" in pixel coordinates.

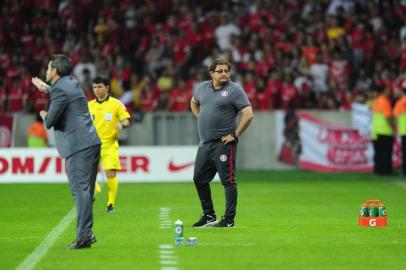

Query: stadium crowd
[{"left": 0, "top": 0, "right": 406, "bottom": 116}]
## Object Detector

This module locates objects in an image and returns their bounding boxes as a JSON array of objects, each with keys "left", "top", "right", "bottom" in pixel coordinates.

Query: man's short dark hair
[
  {"left": 209, "top": 58, "right": 231, "bottom": 72},
  {"left": 50, "top": 54, "right": 72, "bottom": 76},
  {"left": 93, "top": 75, "right": 110, "bottom": 86}
]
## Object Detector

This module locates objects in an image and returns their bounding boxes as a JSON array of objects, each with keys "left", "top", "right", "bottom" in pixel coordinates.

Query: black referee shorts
[{"left": 193, "top": 140, "right": 237, "bottom": 186}]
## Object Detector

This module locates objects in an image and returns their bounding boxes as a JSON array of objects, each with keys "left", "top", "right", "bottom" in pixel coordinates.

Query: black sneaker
[
  {"left": 192, "top": 214, "right": 217, "bottom": 227},
  {"left": 69, "top": 234, "right": 96, "bottom": 249},
  {"left": 214, "top": 217, "right": 234, "bottom": 227},
  {"left": 106, "top": 204, "right": 115, "bottom": 213}
]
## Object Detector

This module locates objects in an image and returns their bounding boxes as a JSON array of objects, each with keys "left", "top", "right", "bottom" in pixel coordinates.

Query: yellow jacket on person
[{"left": 88, "top": 96, "right": 131, "bottom": 142}]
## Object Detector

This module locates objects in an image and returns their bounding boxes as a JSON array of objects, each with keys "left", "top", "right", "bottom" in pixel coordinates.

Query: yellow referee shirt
[{"left": 88, "top": 96, "right": 130, "bottom": 142}]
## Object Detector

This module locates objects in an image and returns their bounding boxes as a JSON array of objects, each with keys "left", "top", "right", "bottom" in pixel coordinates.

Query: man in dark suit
[{"left": 32, "top": 54, "right": 101, "bottom": 249}]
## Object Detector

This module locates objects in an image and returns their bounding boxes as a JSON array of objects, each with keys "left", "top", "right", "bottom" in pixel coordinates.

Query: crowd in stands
[{"left": 1, "top": 0, "right": 406, "bottom": 116}]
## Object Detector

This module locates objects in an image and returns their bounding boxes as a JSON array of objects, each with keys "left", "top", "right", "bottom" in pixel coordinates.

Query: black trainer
[
  {"left": 106, "top": 204, "right": 115, "bottom": 213},
  {"left": 69, "top": 234, "right": 96, "bottom": 249},
  {"left": 192, "top": 214, "right": 217, "bottom": 227},
  {"left": 214, "top": 217, "right": 234, "bottom": 227}
]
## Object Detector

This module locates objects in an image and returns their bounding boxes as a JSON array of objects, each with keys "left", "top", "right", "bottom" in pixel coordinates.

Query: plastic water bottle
[{"left": 174, "top": 220, "right": 183, "bottom": 246}]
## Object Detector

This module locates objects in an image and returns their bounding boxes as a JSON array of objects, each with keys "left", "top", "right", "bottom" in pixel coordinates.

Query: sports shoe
[
  {"left": 106, "top": 204, "right": 115, "bottom": 213},
  {"left": 192, "top": 214, "right": 217, "bottom": 227},
  {"left": 69, "top": 234, "right": 96, "bottom": 249},
  {"left": 214, "top": 217, "right": 234, "bottom": 227}
]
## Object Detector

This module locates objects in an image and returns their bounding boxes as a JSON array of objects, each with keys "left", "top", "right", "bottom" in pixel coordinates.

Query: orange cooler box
[{"left": 359, "top": 200, "right": 387, "bottom": 227}]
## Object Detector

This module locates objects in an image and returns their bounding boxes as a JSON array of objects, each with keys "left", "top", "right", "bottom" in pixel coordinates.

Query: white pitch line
[
  {"left": 160, "top": 250, "right": 175, "bottom": 255},
  {"left": 0, "top": 237, "right": 41, "bottom": 240},
  {"left": 159, "top": 208, "right": 178, "bottom": 270},
  {"left": 160, "top": 255, "right": 177, "bottom": 259},
  {"left": 161, "top": 260, "right": 178, "bottom": 265},
  {"left": 16, "top": 207, "right": 76, "bottom": 270},
  {"left": 391, "top": 180, "right": 406, "bottom": 189},
  {"left": 198, "top": 243, "right": 254, "bottom": 247}
]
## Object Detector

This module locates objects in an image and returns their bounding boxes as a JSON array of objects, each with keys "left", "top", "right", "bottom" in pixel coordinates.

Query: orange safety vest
[{"left": 371, "top": 94, "right": 393, "bottom": 139}]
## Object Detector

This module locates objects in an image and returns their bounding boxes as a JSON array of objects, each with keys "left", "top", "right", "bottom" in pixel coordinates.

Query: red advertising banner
[{"left": 276, "top": 111, "right": 400, "bottom": 172}]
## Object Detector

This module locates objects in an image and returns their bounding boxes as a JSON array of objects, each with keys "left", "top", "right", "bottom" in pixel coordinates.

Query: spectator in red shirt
[
  {"left": 350, "top": 22, "right": 366, "bottom": 69},
  {"left": 168, "top": 79, "right": 191, "bottom": 112},
  {"left": 140, "top": 83, "right": 159, "bottom": 112},
  {"left": 302, "top": 35, "right": 320, "bottom": 65},
  {"left": 255, "top": 78, "right": 273, "bottom": 111},
  {"left": 7, "top": 76, "right": 28, "bottom": 113},
  {"left": 329, "top": 51, "right": 350, "bottom": 92},
  {"left": 242, "top": 72, "right": 257, "bottom": 106},
  {"left": 281, "top": 74, "right": 298, "bottom": 109},
  {"left": 266, "top": 71, "right": 283, "bottom": 109}
]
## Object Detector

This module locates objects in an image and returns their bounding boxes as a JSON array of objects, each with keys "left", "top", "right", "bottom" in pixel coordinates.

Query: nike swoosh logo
[{"left": 168, "top": 160, "right": 194, "bottom": 172}]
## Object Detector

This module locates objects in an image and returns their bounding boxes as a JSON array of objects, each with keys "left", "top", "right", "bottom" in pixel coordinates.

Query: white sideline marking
[
  {"left": 0, "top": 237, "right": 41, "bottom": 240},
  {"left": 392, "top": 180, "right": 406, "bottom": 189},
  {"left": 160, "top": 244, "right": 174, "bottom": 249},
  {"left": 161, "top": 260, "right": 178, "bottom": 265},
  {"left": 160, "top": 250, "right": 174, "bottom": 255},
  {"left": 198, "top": 243, "right": 254, "bottom": 247},
  {"left": 159, "top": 208, "right": 178, "bottom": 270},
  {"left": 160, "top": 255, "right": 177, "bottom": 259},
  {"left": 16, "top": 207, "right": 76, "bottom": 270}
]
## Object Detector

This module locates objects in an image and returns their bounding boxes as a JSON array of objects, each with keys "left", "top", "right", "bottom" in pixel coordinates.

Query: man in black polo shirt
[{"left": 190, "top": 58, "right": 254, "bottom": 227}]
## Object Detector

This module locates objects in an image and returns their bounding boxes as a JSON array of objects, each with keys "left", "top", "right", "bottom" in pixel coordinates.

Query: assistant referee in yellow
[{"left": 88, "top": 76, "right": 130, "bottom": 212}]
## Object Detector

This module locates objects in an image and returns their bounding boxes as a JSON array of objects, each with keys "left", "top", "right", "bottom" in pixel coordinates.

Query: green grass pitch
[{"left": 1, "top": 171, "right": 406, "bottom": 270}]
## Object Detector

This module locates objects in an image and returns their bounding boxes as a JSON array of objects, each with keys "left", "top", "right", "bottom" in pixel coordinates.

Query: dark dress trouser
[
  {"left": 193, "top": 141, "right": 237, "bottom": 221},
  {"left": 66, "top": 145, "right": 100, "bottom": 240},
  {"left": 372, "top": 139, "right": 378, "bottom": 174},
  {"left": 375, "top": 135, "right": 393, "bottom": 175}
]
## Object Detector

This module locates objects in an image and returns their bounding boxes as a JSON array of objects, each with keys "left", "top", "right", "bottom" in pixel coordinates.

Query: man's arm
[
  {"left": 235, "top": 105, "right": 254, "bottom": 137},
  {"left": 115, "top": 118, "right": 130, "bottom": 131},
  {"left": 45, "top": 88, "right": 68, "bottom": 128},
  {"left": 190, "top": 96, "right": 200, "bottom": 118},
  {"left": 31, "top": 77, "right": 50, "bottom": 93},
  {"left": 115, "top": 101, "right": 131, "bottom": 131},
  {"left": 221, "top": 106, "right": 254, "bottom": 144}
]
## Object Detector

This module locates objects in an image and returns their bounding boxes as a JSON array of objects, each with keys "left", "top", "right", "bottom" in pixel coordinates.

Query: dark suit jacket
[{"left": 45, "top": 76, "right": 101, "bottom": 158}]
